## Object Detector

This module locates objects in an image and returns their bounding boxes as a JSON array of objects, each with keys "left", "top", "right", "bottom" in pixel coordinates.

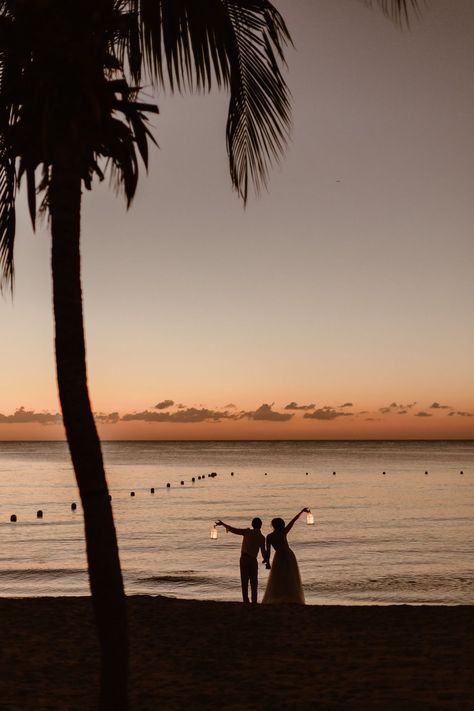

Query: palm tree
[{"left": 0, "top": 0, "right": 420, "bottom": 708}]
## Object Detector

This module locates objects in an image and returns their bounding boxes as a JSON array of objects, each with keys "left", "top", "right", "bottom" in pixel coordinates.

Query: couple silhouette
[{"left": 215, "top": 508, "right": 309, "bottom": 604}]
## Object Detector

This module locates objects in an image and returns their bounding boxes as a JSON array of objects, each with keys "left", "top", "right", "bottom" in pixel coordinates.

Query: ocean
[{"left": 0, "top": 440, "right": 472, "bottom": 605}]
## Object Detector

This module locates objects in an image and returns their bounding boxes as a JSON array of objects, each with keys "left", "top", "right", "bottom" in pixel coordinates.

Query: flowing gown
[{"left": 262, "top": 530, "right": 305, "bottom": 604}]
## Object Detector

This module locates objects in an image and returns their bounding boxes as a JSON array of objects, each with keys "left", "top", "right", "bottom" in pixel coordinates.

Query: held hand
[
  {"left": 215, "top": 520, "right": 224, "bottom": 527},
  {"left": 302, "top": 507, "right": 310, "bottom": 514}
]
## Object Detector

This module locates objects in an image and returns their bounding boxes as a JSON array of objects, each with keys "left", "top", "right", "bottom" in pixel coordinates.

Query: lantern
[
  {"left": 306, "top": 511, "right": 315, "bottom": 525},
  {"left": 210, "top": 526, "right": 218, "bottom": 539}
]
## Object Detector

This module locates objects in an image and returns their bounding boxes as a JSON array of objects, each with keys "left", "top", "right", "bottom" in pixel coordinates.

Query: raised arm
[
  {"left": 284, "top": 508, "right": 310, "bottom": 535},
  {"left": 215, "top": 520, "right": 247, "bottom": 536}
]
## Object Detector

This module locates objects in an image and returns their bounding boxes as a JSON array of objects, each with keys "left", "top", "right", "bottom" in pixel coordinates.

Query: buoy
[
  {"left": 131, "top": 491, "right": 135, "bottom": 496},
  {"left": 192, "top": 477, "right": 195, "bottom": 483},
  {"left": 425, "top": 471, "right": 428, "bottom": 475},
  {"left": 166, "top": 483, "right": 171, "bottom": 488},
  {"left": 231, "top": 472, "right": 234, "bottom": 476},
  {"left": 306, "top": 472, "right": 309, "bottom": 476},
  {"left": 332, "top": 471, "right": 336, "bottom": 476},
  {"left": 460, "top": 470, "right": 464, "bottom": 475},
  {"left": 383, "top": 471, "right": 386, "bottom": 476},
  {"left": 71, "top": 503, "right": 77, "bottom": 511},
  {"left": 37, "top": 510, "right": 43, "bottom": 519},
  {"left": 10, "top": 514, "right": 17, "bottom": 522},
  {"left": 211, "top": 472, "right": 217, "bottom": 477},
  {"left": 264, "top": 472, "right": 267, "bottom": 476},
  {"left": 150, "top": 487, "right": 155, "bottom": 494},
  {"left": 181, "top": 481, "right": 184, "bottom": 486}
]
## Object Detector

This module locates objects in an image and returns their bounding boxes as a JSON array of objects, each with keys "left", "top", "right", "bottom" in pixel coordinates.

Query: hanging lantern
[
  {"left": 210, "top": 526, "right": 218, "bottom": 539},
  {"left": 306, "top": 511, "right": 315, "bottom": 525}
]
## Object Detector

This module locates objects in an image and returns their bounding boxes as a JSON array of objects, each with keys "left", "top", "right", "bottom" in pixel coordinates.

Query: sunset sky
[{"left": 1, "top": 0, "right": 473, "bottom": 440}]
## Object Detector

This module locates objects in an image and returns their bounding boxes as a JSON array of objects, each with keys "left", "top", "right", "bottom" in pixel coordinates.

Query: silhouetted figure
[
  {"left": 215, "top": 517, "right": 266, "bottom": 603},
  {"left": 262, "top": 508, "right": 308, "bottom": 604}
]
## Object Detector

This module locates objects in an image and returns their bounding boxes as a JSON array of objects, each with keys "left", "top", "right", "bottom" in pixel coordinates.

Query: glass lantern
[
  {"left": 210, "top": 526, "right": 218, "bottom": 539},
  {"left": 306, "top": 511, "right": 315, "bottom": 525}
]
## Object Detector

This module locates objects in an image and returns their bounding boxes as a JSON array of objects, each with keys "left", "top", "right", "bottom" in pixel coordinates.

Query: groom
[{"left": 215, "top": 517, "right": 267, "bottom": 604}]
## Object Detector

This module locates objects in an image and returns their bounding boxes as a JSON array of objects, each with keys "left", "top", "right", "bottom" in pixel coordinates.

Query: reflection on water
[{"left": 0, "top": 440, "right": 473, "bottom": 604}]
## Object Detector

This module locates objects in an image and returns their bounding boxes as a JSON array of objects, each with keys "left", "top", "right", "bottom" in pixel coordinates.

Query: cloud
[
  {"left": 94, "top": 412, "right": 120, "bottom": 424},
  {"left": 155, "top": 400, "right": 174, "bottom": 410},
  {"left": 284, "top": 402, "right": 315, "bottom": 411},
  {"left": 339, "top": 402, "right": 353, "bottom": 408},
  {"left": 241, "top": 403, "right": 293, "bottom": 422},
  {"left": 303, "top": 407, "right": 353, "bottom": 421},
  {"left": 415, "top": 411, "right": 432, "bottom": 417},
  {"left": 448, "top": 411, "right": 474, "bottom": 418},
  {"left": 122, "top": 407, "right": 238, "bottom": 423},
  {"left": 429, "top": 402, "right": 450, "bottom": 410},
  {"left": 0, "top": 407, "right": 62, "bottom": 425},
  {"left": 380, "top": 402, "right": 416, "bottom": 415}
]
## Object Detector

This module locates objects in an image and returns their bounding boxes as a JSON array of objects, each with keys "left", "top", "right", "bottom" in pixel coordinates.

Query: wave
[
  {"left": 137, "top": 573, "right": 217, "bottom": 587},
  {"left": 0, "top": 568, "right": 86, "bottom": 579},
  {"left": 305, "top": 573, "right": 474, "bottom": 595}
]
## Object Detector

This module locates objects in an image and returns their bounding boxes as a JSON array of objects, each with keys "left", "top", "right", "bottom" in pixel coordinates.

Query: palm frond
[
  {"left": 0, "top": 26, "right": 16, "bottom": 292},
  {"left": 135, "top": 0, "right": 291, "bottom": 202},
  {"left": 225, "top": 1, "right": 292, "bottom": 202},
  {"left": 363, "top": 0, "right": 423, "bottom": 27},
  {"left": 135, "top": 0, "right": 232, "bottom": 91},
  {"left": 0, "top": 143, "right": 16, "bottom": 292}
]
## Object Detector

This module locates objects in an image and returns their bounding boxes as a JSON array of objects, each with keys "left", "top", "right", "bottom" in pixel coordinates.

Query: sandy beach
[{"left": 1, "top": 596, "right": 473, "bottom": 710}]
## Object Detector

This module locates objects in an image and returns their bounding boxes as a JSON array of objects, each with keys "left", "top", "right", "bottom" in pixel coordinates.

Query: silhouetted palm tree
[{"left": 0, "top": 1, "right": 420, "bottom": 708}]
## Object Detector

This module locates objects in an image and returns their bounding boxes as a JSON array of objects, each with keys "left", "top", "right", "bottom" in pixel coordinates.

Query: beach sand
[{"left": 1, "top": 596, "right": 473, "bottom": 710}]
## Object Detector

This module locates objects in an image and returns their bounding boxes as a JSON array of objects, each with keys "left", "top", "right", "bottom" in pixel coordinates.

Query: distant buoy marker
[
  {"left": 130, "top": 491, "right": 135, "bottom": 496},
  {"left": 383, "top": 471, "right": 386, "bottom": 476},
  {"left": 150, "top": 487, "right": 155, "bottom": 494},
  {"left": 37, "top": 510, "right": 43, "bottom": 519},
  {"left": 425, "top": 471, "right": 428, "bottom": 476},
  {"left": 460, "top": 470, "right": 464, "bottom": 475},
  {"left": 181, "top": 481, "right": 184, "bottom": 486},
  {"left": 192, "top": 477, "right": 195, "bottom": 483},
  {"left": 332, "top": 471, "right": 336, "bottom": 476},
  {"left": 10, "top": 514, "right": 17, "bottom": 522},
  {"left": 71, "top": 502, "right": 77, "bottom": 511},
  {"left": 231, "top": 472, "right": 234, "bottom": 476},
  {"left": 166, "top": 483, "right": 171, "bottom": 488}
]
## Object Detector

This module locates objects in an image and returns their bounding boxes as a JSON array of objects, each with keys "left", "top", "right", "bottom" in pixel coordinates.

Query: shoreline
[{"left": 1, "top": 596, "right": 473, "bottom": 709}]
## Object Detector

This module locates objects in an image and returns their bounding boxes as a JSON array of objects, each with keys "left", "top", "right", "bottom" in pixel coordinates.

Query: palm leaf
[
  {"left": 363, "top": 0, "right": 423, "bottom": 26},
  {"left": 225, "top": 2, "right": 291, "bottom": 202},
  {"left": 0, "top": 143, "right": 16, "bottom": 292},
  {"left": 0, "top": 32, "right": 16, "bottom": 292},
  {"left": 135, "top": 0, "right": 291, "bottom": 202}
]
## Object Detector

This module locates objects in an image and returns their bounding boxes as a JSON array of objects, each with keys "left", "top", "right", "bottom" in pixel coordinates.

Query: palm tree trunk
[{"left": 50, "top": 158, "right": 128, "bottom": 710}]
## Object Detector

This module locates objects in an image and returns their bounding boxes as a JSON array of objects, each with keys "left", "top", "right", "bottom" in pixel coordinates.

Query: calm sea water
[{"left": 0, "top": 440, "right": 472, "bottom": 605}]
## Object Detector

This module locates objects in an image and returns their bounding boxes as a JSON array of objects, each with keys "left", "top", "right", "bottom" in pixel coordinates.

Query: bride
[{"left": 262, "top": 508, "right": 309, "bottom": 605}]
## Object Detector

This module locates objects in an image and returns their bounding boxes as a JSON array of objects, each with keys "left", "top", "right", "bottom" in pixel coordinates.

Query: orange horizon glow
[{"left": 1, "top": 404, "right": 473, "bottom": 441}]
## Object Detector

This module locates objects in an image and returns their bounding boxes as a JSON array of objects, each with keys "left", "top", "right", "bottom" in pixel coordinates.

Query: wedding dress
[{"left": 262, "top": 530, "right": 305, "bottom": 604}]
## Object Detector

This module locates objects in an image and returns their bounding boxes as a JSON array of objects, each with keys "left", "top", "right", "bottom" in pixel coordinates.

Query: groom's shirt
[{"left": 240, "top": 528, "right": 266, "bottom": 559}]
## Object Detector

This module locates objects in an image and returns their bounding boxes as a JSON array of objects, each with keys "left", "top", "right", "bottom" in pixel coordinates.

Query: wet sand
[{"left": 1, "top": 596, "right": 473, "bottom": 710}]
